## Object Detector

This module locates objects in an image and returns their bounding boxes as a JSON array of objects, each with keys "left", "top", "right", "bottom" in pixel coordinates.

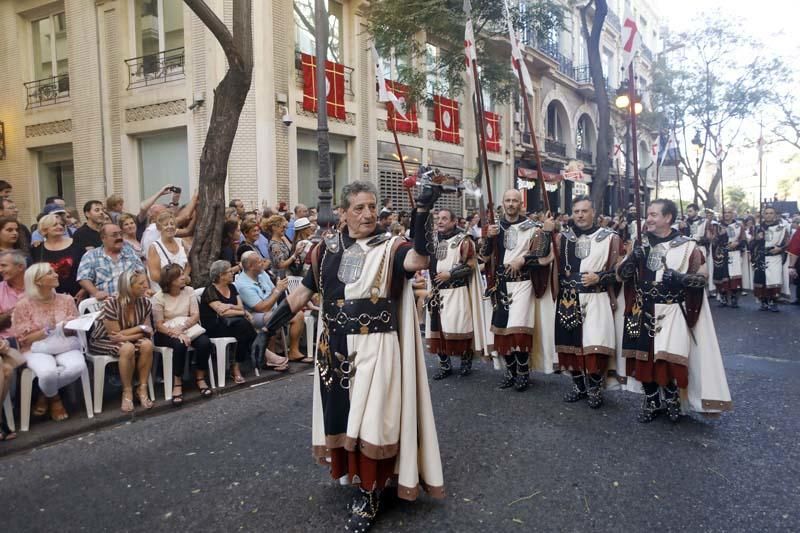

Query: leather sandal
[
  {"left": 136, "top": 384, "right": 154, "bottom": 409},
  {"left": 231, "top": 364, "right": 246, "bottom": 384},
  {"left": 195, "top": 378, "right": 213, "bottom": 397},
  {"left": 33, "top": 394, "right": 48, "bottom": 417},
  {"left": 171, "top": 385, "right": 184, "bottom": 407},
  {"left": 121, "top": 389, "right": 134, "bottom": 413},
  {"left": 49, "top": 396, "right": 69, "bottom": 422}
]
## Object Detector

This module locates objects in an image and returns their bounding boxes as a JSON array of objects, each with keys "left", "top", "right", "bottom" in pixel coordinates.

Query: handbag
[
  {"left": 164, "top": 317, "right": 206, "bottom": 340},
  {"left": 31, "top": 323, "right": 82, "bottom": 354}
]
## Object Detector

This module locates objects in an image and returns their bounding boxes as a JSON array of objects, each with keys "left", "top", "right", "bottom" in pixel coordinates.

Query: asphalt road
[{"left": 1, "top": 297, "right": 798, "bottom": 532}]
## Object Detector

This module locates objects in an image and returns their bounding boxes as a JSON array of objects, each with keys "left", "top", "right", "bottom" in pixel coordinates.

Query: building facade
[{"left": 0, "top": 0, "right": 662, "bottom": 223}]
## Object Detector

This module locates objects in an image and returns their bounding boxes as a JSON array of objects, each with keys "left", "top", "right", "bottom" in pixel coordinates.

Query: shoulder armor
[
  {"left": 594, "top": 228, "right": 614, "bottom": 242},
  {"left": 518, "top": 219, "right": 536, "bottom": 231},
  {"left": 561, "top": 226, "right": 577, "bottom": 242},
  {"left": 450, "top": 233, "right": 466, "bottom": 248},
  {"left": 323, "top": 231, "right": 341, "bottom": 253},
  {"left": 669, "top": 235, "right": 692, "bottom": 248},
  {"left": 366, "top": 233, "right": 392, "bottom": 247}
]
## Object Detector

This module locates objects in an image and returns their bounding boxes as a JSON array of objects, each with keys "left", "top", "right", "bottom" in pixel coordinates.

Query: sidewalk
[{"left": 0, "top": 362, "right": 310, "bottom": 458}]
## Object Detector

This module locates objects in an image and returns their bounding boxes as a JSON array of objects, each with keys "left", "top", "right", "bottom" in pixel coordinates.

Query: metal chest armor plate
[
  {"left": 575, "top": 235, "right": 591, "bottom": 259},
  {"left": 503, "top": 226, "right": 518, "bottom": 250},
  {"left": 647, "top": 243, "right": 667, "bottom": 272},
  {"left": 435, "top": 238, "right": 449, "bottom": 260},
  {"left": 338, "top": 243, "right": 367, "bottom": 284}
]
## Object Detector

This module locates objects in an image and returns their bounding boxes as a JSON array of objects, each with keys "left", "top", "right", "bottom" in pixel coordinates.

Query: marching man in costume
[
  {"left": 618, "top": 199, "right": 732, "bottom": 423},
  {"left": 712, "top": 208, "right": 746, "bottom": 307},
  {"left": 425, "top": 208, "right": 485, "bottom": 379},
  {"left": 752, "top": 205, "right": 789, "bottom": 312},
  {"left": 481, "top": 189, "right": 553, "bottom": 392},
  {"left": 266, "top": 181, "right": 444, "bottom": 532},
  {"left": 555, "top": 196, "right": 623, "bottom": 409}
]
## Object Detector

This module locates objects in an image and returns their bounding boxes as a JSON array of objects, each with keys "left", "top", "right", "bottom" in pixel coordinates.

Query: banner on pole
[{"left": 301, "top": 53, "right": 346, "bottom": 120}]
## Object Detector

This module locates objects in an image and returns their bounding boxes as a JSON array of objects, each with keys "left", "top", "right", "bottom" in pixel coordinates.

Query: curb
[{"left": 0, "top": 364, "right": 309, "bottom": 459}]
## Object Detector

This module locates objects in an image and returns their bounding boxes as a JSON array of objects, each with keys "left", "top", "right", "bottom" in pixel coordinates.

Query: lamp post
[
  {"left": 614, "top": 81, "right": 642, "bottom": 210},
  {"left": 691, "top": 128, "right": 703, "bottom": 206}
]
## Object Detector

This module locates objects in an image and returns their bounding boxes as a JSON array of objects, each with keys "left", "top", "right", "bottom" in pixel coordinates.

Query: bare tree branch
[{"left": 184, "top": 0, "right": 240, "bottom": 67}]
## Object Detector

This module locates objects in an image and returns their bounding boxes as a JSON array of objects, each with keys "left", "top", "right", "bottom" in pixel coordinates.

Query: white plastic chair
[
  {"left": 286, "top": 276, "right": 316, "bottom": 358},
  {"left": 2, "top": 394, "right": 14, "bottom": 432},
  {"left": 78, "top": 298, "right": 155, "bottom": 414},
  {"left": 20, "top": 364, "right": 93, "bottom": 432},
  {"left": 194, "top": 287, "right": 237, "bottom": 388}
]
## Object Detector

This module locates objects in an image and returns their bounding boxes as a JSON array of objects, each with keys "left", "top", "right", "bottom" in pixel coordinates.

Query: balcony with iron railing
[
  {"left": 607, "top": 10, "right": 621, "bottom": 32},
  {"left": 24, "top": 74, "right": 70, "bottom": 109},
  {"left": 294, "top": 51, "right": 355, "bottom": 96},
  {"left": 125, "top": 47, "right": 186, "bottom": 89},
  {"left": 577, "top": 148, "right": 594, "bottom": 165},
  {"left": 641, "top": 43, "right": 653, "bottom": 62},
  {"left": 545, "top": 138, "right": 567, "bottom": 157}
]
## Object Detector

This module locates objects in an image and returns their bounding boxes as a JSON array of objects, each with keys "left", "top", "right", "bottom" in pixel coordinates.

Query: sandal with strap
[
  {"left": 195, "top": 378, "right": 213, "bottom": 398},
  {"left": 137, "top": 384, "right": 154, "bottom": 409},
  {"left": 33, "top": 394, "right": 48, "bottom": 417},
  {"left": 49, "top": 396, "right": 69, "bottom": 422},
  {"left": 121, "top": 390, "right": 135, "bottom": 413},
  {"left": 0, "top": 419, "right": 17, "bottom": 442},
  {"left": 171, "top": 385, "right": 184, "bottom": 407},
  {"left": 230, "top": 364, "right": 246, "bottom": 385}
]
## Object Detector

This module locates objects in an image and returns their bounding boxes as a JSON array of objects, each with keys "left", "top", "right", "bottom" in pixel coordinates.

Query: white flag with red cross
[
  {"left": 464, "top": 0, "right": 477, "bottom": 90},
  {"left": 621, "top": 12, "right": 641, "bottom": 71},
  {"left": 503, "top": 0, "right": 534, "bottom": 95}
]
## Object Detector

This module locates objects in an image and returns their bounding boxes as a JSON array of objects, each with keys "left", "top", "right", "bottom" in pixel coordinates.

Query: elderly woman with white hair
[
  {"left": 12, "top": 263, "right": 86, "bottom": 422},
  {"left": 200, "top": 260, "right": 257, "bottom": 384},
  {"left": 30, "top": 213, "right": 83, "bottom": 296}
]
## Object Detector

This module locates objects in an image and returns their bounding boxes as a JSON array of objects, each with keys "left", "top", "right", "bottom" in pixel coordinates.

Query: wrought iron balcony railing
[
  {"left": 607, "top": 11, "right": 621, "bottom": 32},
  {"left": 545, "top": 138, "right": 567, "bottom": 157},
  {"left": 24, "top": 74, "right": 70, "bottom": 109},
  {"left": 125, "top": 47, "right": 185, "bottom": 89},
  {"left": 577, "top": 149, "right": 594, "bottom": 164},
  {"left": 294, "top": 51, "right": 355, "bottom": 96}
]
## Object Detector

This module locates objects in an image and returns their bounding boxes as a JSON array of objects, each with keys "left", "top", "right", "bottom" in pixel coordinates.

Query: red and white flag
[
  {"left": 385, "top": 81, "right": 418, "bottom": 133},
  {"left": 301, "top": 53, "right": 346, "bottom": 120},
  {"left": 463, "top": 0, "right": 477, "bottom": 90},
  {"left": 371, "top": 44, "right": 407, "bottom": 119},
  {"left": 434, "top": 95, "right": 460, "bottom": 144},
  {"left": 503, "top": 0, "right": 534, "bottom": 95},
  {"left": 621, "top": 11, "right": 641, "bottom": 71},
  {"left": 484, "top": 111, "right": 501, "bottom": 152}
]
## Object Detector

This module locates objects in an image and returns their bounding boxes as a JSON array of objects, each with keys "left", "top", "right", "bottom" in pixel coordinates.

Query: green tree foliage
[
  {"left": 724, "top": 185, "right": 754, "bottom": 215},
  {"left": 364, "top": 0, "right": 562, "bottom": 106}
]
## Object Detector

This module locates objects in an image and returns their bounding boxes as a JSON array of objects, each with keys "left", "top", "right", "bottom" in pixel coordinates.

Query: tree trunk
[
  {"left": 580, "top": 1, "right": 610, "bottom": 213},
  {"left": 185, "top": 0, "right": 253, "bottom": 286},
  {"left": 704, "top": 166, "right": 723, "bottom": 210}
]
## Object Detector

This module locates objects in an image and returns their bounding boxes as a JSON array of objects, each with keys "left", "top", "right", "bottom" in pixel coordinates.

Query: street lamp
[
  {"left": 691, "top": 128, "right": 704, "bottom": 167},
  {"left": 614, "top": 82, "right": 643, "bottom": 115}
]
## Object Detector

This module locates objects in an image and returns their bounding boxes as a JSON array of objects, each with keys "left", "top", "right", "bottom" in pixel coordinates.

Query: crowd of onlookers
[{"left": 0, "top": 182, "right": 325, "bottom": 441}]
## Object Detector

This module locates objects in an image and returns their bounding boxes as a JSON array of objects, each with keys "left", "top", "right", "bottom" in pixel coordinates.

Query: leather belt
[
  {"left": 639, "top": 281, "right": 685, "bottom": 305},
  {"left": 436, "top": 278, "right": 467, "bottom": 290},
  {"left": 322, "top": 297, "right": 398, "bottom": 335},
  {"left": 559, "top": 273, "right": 606, "bottom": 294}
]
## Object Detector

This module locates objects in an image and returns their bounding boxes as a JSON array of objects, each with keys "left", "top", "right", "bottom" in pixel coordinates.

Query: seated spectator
[
  {"left": 31, "top": 204, "right": 77, "bottom": 244},
  {"left": 220, "top": 220, "right": 242, "bottom": 270},
  {"left": 119, "top": 212, "right": 145, "bottom": 260},
  {"left": 201, "top": 260, "right": 257, "bottom": 383},
  {"left": 0, "top": 199, "right": 31, "bottom": 252},
  {"left": 235, "top": 251, "right": 307, "bottom": 364},
  {"left": 77, "top": 224, "right": 145, "bottom": 300},
  {"left": 105, "top": 194, "right": 124, "bottom": 224},
  {"left": 140, "top": 187, "right": 196, "bottom": 254},
  {"left": 147, "top": 211, "right": 191, "bottom": 288},
  {"left": 152, "top": 264, "right": 213, "bottom": 405},
  {"left": 12, "top": 263, "right": 86, "bottom": 422},
  {"left": 73, "top": 200, "right": 107, "bottom": 253},
  {"left": 0, "top": 180, "right": 11, "bottom": 200},
  {"left": 30, "top": 214, "right": 83, "bottom": 296},
  {"left": 0, "top": 336, "right": 24, "bottom": 441},
  {"left": 0, "top": 216, "right": 28, "bottom": 258},
  {"left": 65, "top": 206, "right": 81, "bottom": 233},
  {"left": 0, "top": 250, "right": 26, "bottom": 344},
  {"left": 236, "top": 219, "right": 271, "bottom": 267},
  {"left": 265, "top": 215, "right": 297, "bottom": 279},
  {"left": 89, "top": 270, "right": 154, "bottom": 412}
]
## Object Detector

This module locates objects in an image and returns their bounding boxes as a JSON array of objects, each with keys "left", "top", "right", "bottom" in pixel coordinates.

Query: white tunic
[{"left": 425, "top": 233, "right": 474, "bottom": 339}]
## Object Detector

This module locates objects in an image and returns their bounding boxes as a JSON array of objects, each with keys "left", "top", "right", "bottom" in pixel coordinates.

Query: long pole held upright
[
  {"left": 471, "top": 64, "right": 495, "bottom": 224},
  {"left": 515, "top": 64, "right": 551, "bottom": 215},
  {"left": 627, "top": 64, "right": 642, "bottom": 245},
  {"left": 758, "top": 121, "right": 764, "bottom": 219},
  {"left": 314, "top": 0, "right": 334, "bottom": 229}
]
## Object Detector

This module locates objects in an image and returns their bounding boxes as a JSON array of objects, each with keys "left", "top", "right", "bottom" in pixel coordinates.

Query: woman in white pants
[{"left": 12, "top": 263, "right": 85, "bottom": 422}]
